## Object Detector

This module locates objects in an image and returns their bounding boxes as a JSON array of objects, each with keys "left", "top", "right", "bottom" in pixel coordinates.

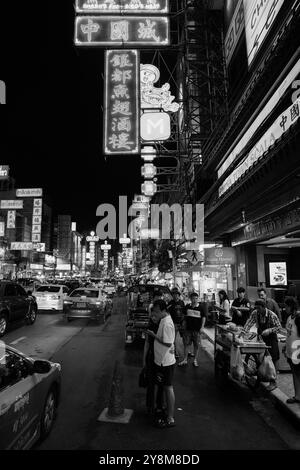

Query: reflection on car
[
  {"left": 0, "top": 281, "right": 38, "bottom": 337},
  {"left": 0, "top": 343, "right": 61, "bottom": 450}
]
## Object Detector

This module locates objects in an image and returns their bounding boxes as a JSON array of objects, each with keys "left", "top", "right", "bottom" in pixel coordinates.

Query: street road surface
[{"left": 3, "top": 296, "right": 300, "bottom": 450}]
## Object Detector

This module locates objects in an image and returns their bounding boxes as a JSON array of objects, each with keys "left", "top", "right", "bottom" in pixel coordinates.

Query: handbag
[
  {"left": 138, "top": 367, "right": 148, "bottom": 388},
  {"left": 257, "top": 351, "right": 277, "bottom": 382}
]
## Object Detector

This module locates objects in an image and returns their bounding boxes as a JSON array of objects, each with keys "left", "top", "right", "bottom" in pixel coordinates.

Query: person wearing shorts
[
  {"left": 167, "top": 288, "right": 185, "bottom": 358},
  {"left": 178, "top": 292, "right": 206, "bottom": 367},
  {"left": 146, "top": 299, "right": 176, "bottom": 428}
]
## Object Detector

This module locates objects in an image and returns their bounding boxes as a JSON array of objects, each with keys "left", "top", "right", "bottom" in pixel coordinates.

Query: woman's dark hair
[
  {"left": 218, "top": 290, "right": 229, "bottom": 301},
  {"left": 284, "top": 296, "right": 298, "bottom": 313},
  {"left": 153, "top": 299, "right": 167, "bottom": 311},
  {"left": 294, "top": 314, "right": 300, "bottom": 337}
]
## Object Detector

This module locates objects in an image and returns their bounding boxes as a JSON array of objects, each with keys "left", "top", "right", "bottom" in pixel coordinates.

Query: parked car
[
  {"left": 0, "top": 281, "right": 38, "bottom": 337},
  {"left": 125, "top": 284, "right": 172, "bottom": 345},
  {"left": 0, "top": 343, "right": 61, "bottom": 449},
  {"left": 34, "top": 284, "right": 69, "bottom": 312},
  {"left": 63, "top": 288, "right": 111, "bottom": 323}
]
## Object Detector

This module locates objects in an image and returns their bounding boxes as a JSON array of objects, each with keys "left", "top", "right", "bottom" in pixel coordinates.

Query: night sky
[{"left": 2, "top": 1, "right": 141, "bottom": 233}]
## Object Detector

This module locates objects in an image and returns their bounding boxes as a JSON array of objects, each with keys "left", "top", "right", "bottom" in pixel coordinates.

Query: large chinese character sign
[
  {"left": 104, "top": 50, "right": 140, "bottom": 155},
  {"left": 75, "top": 16, "right": 170, "bottom": 46},
  {"left": 76, "top": 0, "right": 169, "bottom": 14}
]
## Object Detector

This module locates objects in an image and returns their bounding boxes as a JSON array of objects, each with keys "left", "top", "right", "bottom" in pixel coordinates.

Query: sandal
[
  {"left": 155, "top": 418, "right": 176, "bottom": 428},
  {"left": 178, "top": 359, "right": 188, "bottom": 366},
  {"left": 286, "top": 397, "right": 300, "bottom": 404}
]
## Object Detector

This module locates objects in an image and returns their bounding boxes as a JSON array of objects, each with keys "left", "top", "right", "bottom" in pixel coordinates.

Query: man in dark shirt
[
  {"left": 231, "top": 287, "right": 251, "bottom": 326},
  {"left": 167, "top": 288, "right": 185, "bottom": 358},
  {"left": 178, "top": 292, "right": 206, "bottom": 367},
  {"left": 257, "top": 288, "right": 282, "bottom": 323}
]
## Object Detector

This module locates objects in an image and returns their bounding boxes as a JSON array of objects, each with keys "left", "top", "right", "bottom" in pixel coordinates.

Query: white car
[
  {"left": 63, "top": 288, "right": 111, "bottom": 322},
  {"left": 34, "top": 285, "right": 69, "bottom": 312}
]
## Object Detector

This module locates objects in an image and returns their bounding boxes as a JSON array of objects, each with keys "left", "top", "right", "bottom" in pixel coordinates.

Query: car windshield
[
  {"left": 70, "top": 289, "right": 99, "bottom": 298},
  {"left": 36, "top": 286, "right": 60, "bottom": 293}
]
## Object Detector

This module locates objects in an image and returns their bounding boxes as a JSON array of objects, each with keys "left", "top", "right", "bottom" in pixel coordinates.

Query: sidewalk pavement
[{"left": 201, "top": 326, "right": 300, "bottom": 426}]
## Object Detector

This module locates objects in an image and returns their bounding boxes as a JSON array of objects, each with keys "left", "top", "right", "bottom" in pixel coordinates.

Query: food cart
[{"left": 214, "top": 324, "right": 270, "bottom": 386}]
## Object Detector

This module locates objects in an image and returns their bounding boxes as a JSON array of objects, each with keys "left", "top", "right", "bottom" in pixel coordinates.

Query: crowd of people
[{"left": 141, "top": 286, "right": 300, "bottom": 429}]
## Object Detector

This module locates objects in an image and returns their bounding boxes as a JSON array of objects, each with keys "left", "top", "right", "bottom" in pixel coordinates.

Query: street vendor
[{"left": 240, "top": 299, "right": 281, "bottom": 389}]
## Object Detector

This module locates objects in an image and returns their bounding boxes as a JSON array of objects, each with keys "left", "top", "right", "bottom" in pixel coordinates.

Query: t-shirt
[
  {"left": 154, "top": 315, "right": 176, "bottom": 367},
  {"left": 167, "top": 299, "right": 185, "bottom": 325},
  {"left": 231, "top": 297, "right": 251, "bottom": 326},
  {"left": 266, "top": 298, "right": 282, "bottom": 322},
  {"left": 286, "top": 315, "right": 300, "bottom": 361},
  {"left": 184, "top": 303, "right": 206, "bottom": 332}
]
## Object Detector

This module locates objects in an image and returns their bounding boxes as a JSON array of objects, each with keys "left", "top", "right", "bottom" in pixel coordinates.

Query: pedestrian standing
[
  {"left": 242, "top": 299, "right": 281, "bottom": 390},
  {"left": 146, "top": 299, "right": 176, "bottom": 428},
  {"left": 167, "top": 288, "right": 185, "bottom": 359},
  {"left": 283, "top": 297, "right": 300, "bottom": 404},
  {"left": 257, "top": 288, "right": 282, "bottom": 323},
  {"left": 178, "top": 292, "right": 206, "bottom": 367},
  {"left": 143, "top": 307, "right": 165, "bottom": 415}
]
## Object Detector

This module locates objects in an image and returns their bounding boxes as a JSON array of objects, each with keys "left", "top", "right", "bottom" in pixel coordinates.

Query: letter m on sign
[
  {"left": 141, "top": 112, "right": 171, "bottom": 141},
  {"left": 0, "top": 81, "right": 6, "bottom": 104}
]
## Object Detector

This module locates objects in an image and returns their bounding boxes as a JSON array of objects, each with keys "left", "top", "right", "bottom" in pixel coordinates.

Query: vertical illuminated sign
[{"left": 104, "top": 50, "right": 140, "bottom": 155}]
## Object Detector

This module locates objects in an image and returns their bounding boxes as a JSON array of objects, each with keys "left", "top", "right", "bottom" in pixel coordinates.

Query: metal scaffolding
[{"left": 141, "top": 0, "right": 227, "bottom": 202}]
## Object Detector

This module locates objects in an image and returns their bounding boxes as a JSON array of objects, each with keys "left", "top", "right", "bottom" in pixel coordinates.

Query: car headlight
[{"left": 63, "top": 300, "right": 73, "bottom": 305}]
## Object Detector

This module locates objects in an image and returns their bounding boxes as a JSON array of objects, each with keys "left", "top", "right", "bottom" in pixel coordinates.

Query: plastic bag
[
  {"left": 230, "top": 345, "right": 244, "bottom": 380},
  {"left": 257, "top": 352, "right": 276, "bottom": 382}
]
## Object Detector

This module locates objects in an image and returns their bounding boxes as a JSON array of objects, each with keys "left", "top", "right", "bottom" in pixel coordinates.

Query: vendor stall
[{"left": 214, "top": 324, "right": 271, "bottom": 387}]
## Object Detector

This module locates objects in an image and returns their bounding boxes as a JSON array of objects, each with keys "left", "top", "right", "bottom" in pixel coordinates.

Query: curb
[{"left": 201, "top": 328, "right": 300, "bottom": 427}]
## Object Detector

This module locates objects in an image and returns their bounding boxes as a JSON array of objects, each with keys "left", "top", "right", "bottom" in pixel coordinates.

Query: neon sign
[
  {"left": 76, "top": 0, "right": 169, "bottom": 14},
  {"left": 75, "top": 16, "right": 170, "bottom": 46},
  {"left": 104, "top": 50, "right": 140, "bottom": 155}
]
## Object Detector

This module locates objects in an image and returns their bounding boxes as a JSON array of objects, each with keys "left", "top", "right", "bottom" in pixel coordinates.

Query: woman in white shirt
[
  {"left": 283, "top": 297, "right": 300, "bottom": 404},
  {"left": 217, "top": 290, "right": 231, "bottom": 324}
]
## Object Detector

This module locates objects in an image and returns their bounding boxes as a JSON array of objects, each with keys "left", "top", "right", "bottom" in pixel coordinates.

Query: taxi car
[
  {"left": 34, "top": 284, "right": 69, "bottom": 312},
  {"left": 63, "top": 288, "right": 111, "bottom": 323},
  {"left": 0, "top": 343, "right": 61, "bottom": 450}
]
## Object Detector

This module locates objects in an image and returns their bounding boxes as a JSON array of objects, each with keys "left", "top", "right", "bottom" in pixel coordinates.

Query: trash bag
[
  {"left": 230, "top": 345, "right": 244, "bottom": 380},
  {"left": 257, "top": 352, "right": 276, "bottom": 382},
  {"left": 138, "top": 367, "right": 148, "bottom": 388}
]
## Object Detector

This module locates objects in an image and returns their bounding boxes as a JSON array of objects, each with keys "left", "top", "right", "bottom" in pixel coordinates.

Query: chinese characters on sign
[
  {"left": 219, "top": 98, "right": 300, "bottom": 197},
  {"left": 76, "top": 0, "right": 169, "bottom": 14},
  {"left": 75, "top": 16, "right": 170, "bottom": 46},
  {"left": 32, "top": 199, "right": 43, "bottom": 243},
  {"left": 101, "top": 241, "right": 111, "bottom": 271},
  {"left": 7, "top": 211, "right": 16, "bottom": 229},
  {"left": 104, "top": 50, "right": 140, "bottom": 155},
  {"left": 0, "top": 165, "right": 9, "bottom": 180},
  {"left": 16, "top": 188, "right": 43, "bottom": 197},
  {"left": 11, "top": 242, "right": 33, "bottom": 251},
  {"left": 0, "top": 200, "right": 23, "bottom": 210}
]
